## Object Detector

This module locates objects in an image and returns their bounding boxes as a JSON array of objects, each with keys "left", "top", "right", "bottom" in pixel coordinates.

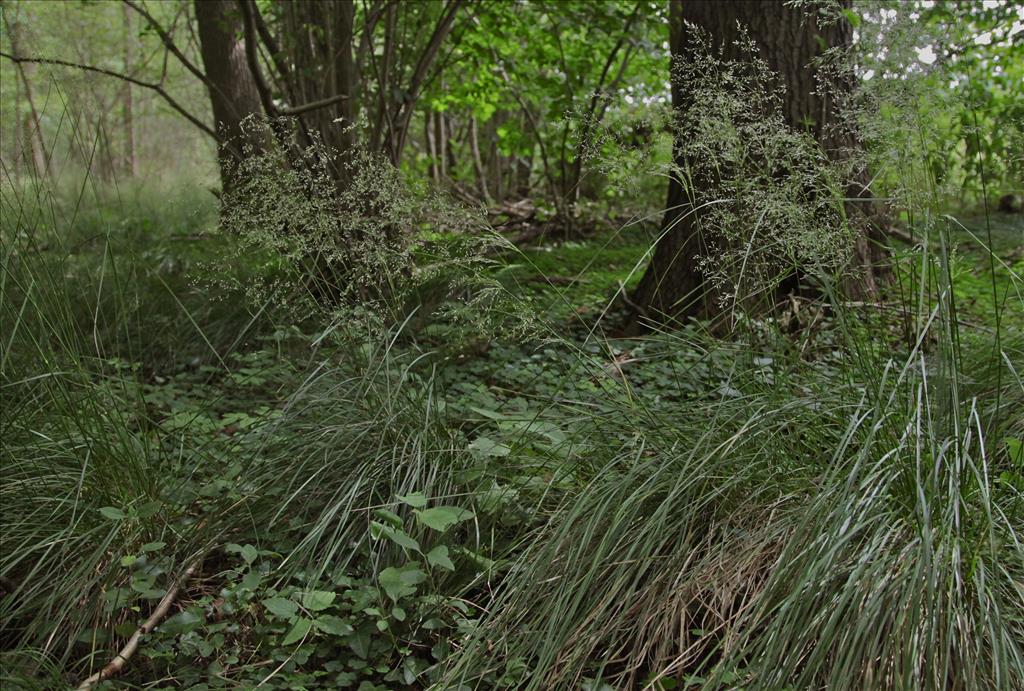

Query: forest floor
[{"left": 1, "top": 183, "right": 1021, "bottom": 689}]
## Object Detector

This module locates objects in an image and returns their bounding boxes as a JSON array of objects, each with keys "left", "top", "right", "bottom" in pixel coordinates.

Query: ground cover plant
[{"left": 1, "top": 1, "right": 1022, "bottom": 689}]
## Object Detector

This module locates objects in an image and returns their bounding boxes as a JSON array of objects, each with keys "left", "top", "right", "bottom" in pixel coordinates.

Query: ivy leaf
[
  {"left": 302, "top": 590, "right": 336, "bottom": 612},
  {"left": 282, "top": 617, "right": 312, "bottom": 646},
  {"left": 378, "top": 564, "right": 427, "bottom": 601},
  {"left": 425, "top": 544, "right": 455, "bottom": 571},
  {"left": 261, "top": 597, "right": 298, "bottom": 621},
  {"left": 415, "top": 507, "right": 474, "bottom": 533}
]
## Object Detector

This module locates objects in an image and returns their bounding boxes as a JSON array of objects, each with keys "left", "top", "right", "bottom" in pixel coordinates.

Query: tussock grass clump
[{"left": 443, "top": 320, "right": 1023, "bottom": 690}]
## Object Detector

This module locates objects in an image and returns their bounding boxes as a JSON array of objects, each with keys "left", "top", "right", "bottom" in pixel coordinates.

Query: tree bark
[
  {"left": 629, "top": 0, "right": 885, "bottom": 330},
  {"left": 279, "top": 0, "right": 357, "bottom": 161},
  {"left": 2, "top": 2, "right": 48, "bottom": 177},
  {"left": 194, "top": 0, "right": 265, "bottom": 185},
  {"left": 426, "top": 110, "right": 441, "bottom": 182},
  {"left": 469, "top": 115, "right": 491, "bottom": 203},
  {"left": 122, "top": 3, "right": 137, "bottom": 177}
]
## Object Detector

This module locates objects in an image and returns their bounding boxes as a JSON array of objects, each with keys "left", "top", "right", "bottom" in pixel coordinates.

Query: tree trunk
[
  {"left": 469, "top": 115, "right": 491, "bottom": 203},
  {"left": 194, "top": 0, "right": 265, "bottom": 186},
  {"left": 122, "top": 3, "right": 136, "bottom": 177},
  {"left": 629, "top": 0, "right": 885, "bottom": 329},
  {"left": 281, "top": 0, "right": 357, "bottom": 163},
  {"left": 426, "top": 110, "right": 441, "bottom": 183},
  {"left": 3, "top": 2, "right": 48, "bottom": 177}
]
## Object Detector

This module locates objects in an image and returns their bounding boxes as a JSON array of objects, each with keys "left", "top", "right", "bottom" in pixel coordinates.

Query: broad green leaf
[
  {"left": 161, "top": 608, "right": 204, "bottom": 635},
  {"left": 468, "top": 436, "right": 511, "bottom": 458},
  {"left": 396, "top": 491, "right": 428, "bottom": 508},
  {"left": 99, "top": 507, "right": 126, "bottom": 521},
  {"left": 239, "top": 544, "right": 258, "bottom": 564},
  {"left": 241, "top": 570, "right": 262, "bottom": 590},
  {"left": 415, "top": 506, "right": 474, "bottom": 533},
  {"left": 378, "top": 564, "right": 427, "bottom": 601},
  {"left": 426, "top": 544, "right": 455, "bottom": 571},
  {"left": 302, "top": 590, "right": 336, "bottom": 612},
  {"left": 1005, "top": 437, "right": 1022, "bottom": 465},
  {"left": 373, "top": 508, "right": 404, "bottom": 528},
  {"left": 314, "top": 615, "right": 354, "bottom": 636},
  {"left": 282, "top": 617, "right": 312, "bottom": 645},
  {"left": 370, "top": 521, "right": 421, "bottom": 551},
  {"left": 261, "top": 597, "right": 298, "bottom": 621},
  {"left": 135, "top": 500, "right": 162, "bottom": 519}
]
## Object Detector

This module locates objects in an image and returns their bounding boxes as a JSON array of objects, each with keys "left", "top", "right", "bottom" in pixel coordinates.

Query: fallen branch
[{"left": 76, "top": 560, "right": 201, "bottom": 690}]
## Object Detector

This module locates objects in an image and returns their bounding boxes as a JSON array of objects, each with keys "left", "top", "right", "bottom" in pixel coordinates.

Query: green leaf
[
  {"left": 141, "top": 541, "right": 166, "bottom": 553},
  {"left": 1005, "top": 437, "right": 1022, "bottom": 465},
  {"left": 262, "top": 597, "right": 298, "bottom": 621},
  {"left": 415, "top": 506, "right": 474, "bottom": 533},
  {"left": 162, "top": 608, "right": 204, "bottom": 635},
  {"left": 391, "top": 606, "right": 406, "bottom": 621},
  {"left": 348, "top": 630, "right": 371, "bottom": 658},
  {"left": 396, "top": 491, "right": 428, "bottom": 508},
  {"left": 373, "top": 508, "right": 404, "bottom": 528},
  {"left": 370, "top": 521, "right": 421, "bottom": 552},
  {"left": 241, "top": 571, "right": 262, "bottom": 591},
  {"left": 378, "top": 564, "right": 427, "bottom": 601},
  {"left": 99, "top": 506, "right": 126, "bottom": 521},
  {"left": 425, "top": 544, "right": 455, "bottom": 571},
  {"left": 239, "top": 544, "right": 258, "bottom": 564},
  {"left": 468, "top": 436, "right": 511, "bottom": 458},
  {"left": 282, "top": 617, "right": 312, "bottom": 645},
  {"left": 314, "top": 615, "right": 354, "bottom": 636},
  {"left": 135, "top": 500, "right": 162, "bottom": 519},
  {"left": 302, "top": 590, "right": 336, "bottom": 612}
]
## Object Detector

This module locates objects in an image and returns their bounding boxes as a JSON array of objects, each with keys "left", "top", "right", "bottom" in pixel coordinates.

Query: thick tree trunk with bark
[
  {"left": 630, "top": 0, "right": 885, "bottom": 329},
  {"left": 194, "top": 0, "right": 265, "bottom": 185},
  {"left": 281, "top": 0, "right": 357, "bottom": 161}
]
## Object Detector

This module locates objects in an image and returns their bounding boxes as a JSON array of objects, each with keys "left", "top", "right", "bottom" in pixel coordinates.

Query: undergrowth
[{"left": 2, "top": 16, "right": 1023, "bottom": 691}]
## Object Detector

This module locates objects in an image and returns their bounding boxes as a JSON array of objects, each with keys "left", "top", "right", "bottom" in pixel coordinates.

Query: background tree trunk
[
  {"left": 630, "top": 0, "right": 885, "bottom": 329},
  {"left": 194, "top": 0, "right": 264, "bottom": 185},
  {"left": 121, "top": 3, "right": 136, "bottom": 177},
  {"left": 3, "top": 2, "right": 48, "bottom": 177}
]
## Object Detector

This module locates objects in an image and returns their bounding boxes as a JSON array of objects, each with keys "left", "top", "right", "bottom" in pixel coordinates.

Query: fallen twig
[{"left": 76, "top": 560, "right": 201, "bottom": 690}]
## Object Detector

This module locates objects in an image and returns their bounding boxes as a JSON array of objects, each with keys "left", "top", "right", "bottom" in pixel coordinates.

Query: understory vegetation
[{"left": 1, "top": 1, "right": 1023, "bottom": 689}]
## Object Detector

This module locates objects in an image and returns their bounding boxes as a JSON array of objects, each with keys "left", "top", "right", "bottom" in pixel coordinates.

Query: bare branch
[
  {"left": 248, "top": 0, "right": 293, "bottom": 95},
  {"left": 280, "top": 93, "right": 350, "bottom": 117},
  {"left": 121, "top": 0, "right": 210, "bottom": 88},
  {"left": 236, "top": 0, "right": 280, "bottom": 122},
  {"left": 0, "top": 51, "right": 217, "bottom": 140}
]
